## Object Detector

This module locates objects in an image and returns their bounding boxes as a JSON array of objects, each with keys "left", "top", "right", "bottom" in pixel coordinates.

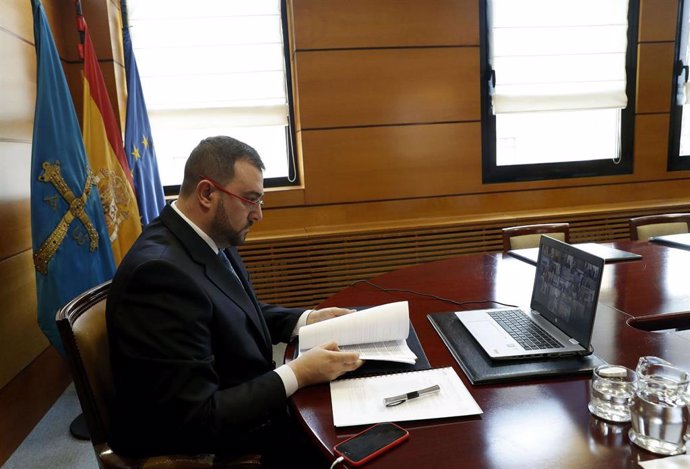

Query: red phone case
[{"left": 333, "top": 422, "right": 409, "bottom": 466}]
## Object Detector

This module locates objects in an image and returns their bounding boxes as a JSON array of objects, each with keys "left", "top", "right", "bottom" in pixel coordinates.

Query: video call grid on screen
[{"left": 532, "top": 243, "right": 602, "bottom": 338}]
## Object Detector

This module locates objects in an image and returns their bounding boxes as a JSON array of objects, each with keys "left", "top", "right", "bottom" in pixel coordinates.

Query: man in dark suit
[{"left": 106, "top": 136, "right": 363, "bottom": 466}]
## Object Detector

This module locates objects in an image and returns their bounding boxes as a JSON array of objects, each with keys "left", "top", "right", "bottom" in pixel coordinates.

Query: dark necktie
[
  {"left": 218, "top": 250, "right": 241, "bottom": 284},
  {"left": 219, "top": 250, "right": 270, "bottom": 356}
]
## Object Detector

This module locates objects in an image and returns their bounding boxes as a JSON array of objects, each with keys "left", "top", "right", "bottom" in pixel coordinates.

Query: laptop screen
[{"left": 530, "top": 236, "right": 605, "bottom": 348}]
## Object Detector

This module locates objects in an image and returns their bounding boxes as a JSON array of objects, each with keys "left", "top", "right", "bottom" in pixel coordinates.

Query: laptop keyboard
[{"left": 488, "top": 310, "right": 564, "bottom": 350}]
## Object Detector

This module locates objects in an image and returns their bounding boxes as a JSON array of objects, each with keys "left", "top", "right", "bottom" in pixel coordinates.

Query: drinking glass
[
  {"left": 588, "top": 364, "right": 637, "bottom": 422},
  {"left": 629, "top": 362, "right": 690, "bottom": 455},
  {"left": 636, "top": 356, "right": 671, "bottom": 376}
]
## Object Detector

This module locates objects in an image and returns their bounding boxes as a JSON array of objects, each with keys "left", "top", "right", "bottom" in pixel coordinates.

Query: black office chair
[
  {"left": 501, "top": 223, "right": 570, "bottom": 252},
  {"left": 56, "top": 281, "right": 262, "bottom": 469},
  {"left": 629, "top": 213, "right": 690, "bottom": 241}
]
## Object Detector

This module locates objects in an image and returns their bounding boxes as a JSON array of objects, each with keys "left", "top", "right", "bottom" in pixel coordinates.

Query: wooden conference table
[{"left": 287, "top": 240, "right": 690, "bottom": 469}]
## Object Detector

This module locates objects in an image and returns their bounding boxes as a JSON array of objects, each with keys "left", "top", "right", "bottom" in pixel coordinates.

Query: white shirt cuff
[
  {"left": 279, "top": 310, "right": 312, "bottom": 396},
  {"left": 275, "top": 364, "right": 299, "bottom": 397},
  {"left": 291, "top": 309, "right": 311, "bottom": 338}
]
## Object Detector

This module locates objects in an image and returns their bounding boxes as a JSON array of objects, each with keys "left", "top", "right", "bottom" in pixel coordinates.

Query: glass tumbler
[
  {"left": 629, "top": 362, "right": 690, "bottom": 456},
  {"left": 588, "top": 364, "right": 637, "bottom": 422},
  {"left": 636, "top": 356, "right": 671, "bottom": 376}
]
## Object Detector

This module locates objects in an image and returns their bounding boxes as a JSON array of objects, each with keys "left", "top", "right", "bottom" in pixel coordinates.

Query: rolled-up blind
[
  {"left": 677, "top": 0, "right": 690, "bottom": 105},
  {"left": 127, "top": 0, "right": 287, "bottom": 122},
  {"left": 488, "top": 0, "right": 630, "bottom": 114}
]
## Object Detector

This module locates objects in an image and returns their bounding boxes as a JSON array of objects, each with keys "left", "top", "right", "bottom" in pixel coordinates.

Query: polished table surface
[{"left": 287, "top": 240, "right": 690, "bottom": 469}]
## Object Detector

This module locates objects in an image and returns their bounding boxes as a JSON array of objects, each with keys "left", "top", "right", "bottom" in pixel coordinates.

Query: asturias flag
[
  {"left": 122, "top": 2, "right": 166, "bottom": 226},
  {"left": 79, "top": 12, "right": 141, "bottom": 264},
  {"left": 30, "top": 0, "right": 115, "bottom": 353}
]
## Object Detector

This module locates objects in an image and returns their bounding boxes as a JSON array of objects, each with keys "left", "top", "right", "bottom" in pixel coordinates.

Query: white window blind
[
  {"left": 676, "top": 0, "right": 690, "bottom": 155},
  {"left": 677, "top": 0, "right": 690, "bottom": 105},
  {"left": 126, "top": 0, "right": 291, "bottom": 185},
  {"left": 488, "top": 0, "right": 630, "bottom": 114}
]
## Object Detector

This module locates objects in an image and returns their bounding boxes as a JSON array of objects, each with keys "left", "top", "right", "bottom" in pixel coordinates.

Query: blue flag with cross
[{"left": 30, "top": 0, "right": 115, "bottom": 353}]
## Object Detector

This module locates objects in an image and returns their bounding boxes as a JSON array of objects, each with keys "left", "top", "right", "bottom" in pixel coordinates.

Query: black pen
[{"left": 383, "top": 384, "right": 441, "bottom": 407}]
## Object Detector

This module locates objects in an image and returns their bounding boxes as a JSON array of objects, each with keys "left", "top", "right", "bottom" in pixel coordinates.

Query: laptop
[{"left": 458, "top": 236, "right": 605, "bottom": 360}]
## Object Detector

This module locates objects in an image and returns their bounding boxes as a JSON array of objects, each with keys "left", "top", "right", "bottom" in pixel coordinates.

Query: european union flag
[
  {"left": 30, "top": 0, "right": 115, "bottom": 353},
  {"left": 122, "top": 4, "right": 166, "bottom": 226}
]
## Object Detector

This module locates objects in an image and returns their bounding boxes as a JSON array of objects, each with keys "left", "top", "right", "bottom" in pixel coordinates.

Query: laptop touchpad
[{"left": 463, "top": 319, "right": 505, "bottom": 342}]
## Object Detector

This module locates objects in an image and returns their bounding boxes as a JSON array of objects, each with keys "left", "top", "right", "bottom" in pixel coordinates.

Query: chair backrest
[
  {"left": 56, "top": 281, "right": 112, "bottom": 447},
  {"left": 629, "top": 213, "right": 690, "bottom": 241},
  {"left": 502, "top": 223, "right": 570, "bottom": 252}
]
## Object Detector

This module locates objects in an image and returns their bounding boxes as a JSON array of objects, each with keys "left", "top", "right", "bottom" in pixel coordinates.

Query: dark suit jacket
[{"left": 106, "top": 205, "right": 304, "bottom": 457}]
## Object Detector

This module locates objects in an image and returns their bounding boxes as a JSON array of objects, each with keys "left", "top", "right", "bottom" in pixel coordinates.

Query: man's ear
[{"left": 197, "top": 180, "right": 214, "bottom": 209}]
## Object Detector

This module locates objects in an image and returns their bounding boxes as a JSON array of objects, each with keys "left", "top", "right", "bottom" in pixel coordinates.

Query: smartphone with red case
[{"left": 333, "top": 422, "right": 409, "bottom": 466}]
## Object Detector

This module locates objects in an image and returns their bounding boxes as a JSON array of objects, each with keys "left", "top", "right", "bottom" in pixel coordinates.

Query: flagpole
[
  {"left": 74, "top": 0, "right": 85, "bottom": 58},
  {"left": 121, "top": 0, "right": 130, "bottom": 29},
  {"left": 67, "top": 0, "right": 90, "bottom": 443}
]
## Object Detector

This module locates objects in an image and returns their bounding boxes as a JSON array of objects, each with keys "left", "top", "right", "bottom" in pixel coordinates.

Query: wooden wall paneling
[
  {"left": 49, "top": 0, "right": 77, "bottom": 64},
  {"left": 101, "top": 60, "right": 127, "bottom": 129},
  {"left": 291, "top": 0, "right": 478, "bottom": 50},
  {"left": 295, "top": 47, "right": 480, "bottom": 129},
  {"left": 80, "top": 0, "right": 113, "bottom": 59},
  {"left": 253, "top": 178, "right": 690, "bottom": 239},
  {"left": 0, "top": 346, "right": 70, "bottom": 467},
  {"left": 263, "top": 186, "right": 306, "bottom": 208},
  {"left": 0, "top": 19, "right": 35, "bottom": 140},
  {"left": 634, "top": 113, "right": 676, "bottom": 177},
  {"left": 638, "top": 0, "right": 680, "bottom": 42},
  {"left": 0, "top": 142, "right": 32, "bottom": 259},
  {"left": 0, "top": 251, "right": 45, "bottom": 390},
  {"left": 636, "top": 42, "right": 676, "bottom": 114},
  {"left": 301, "top": 123, "right": 482, "bottom": 204},
  {"left": 62, "top": 61, "right": 84, "bottom": 124},
  {"left": 1, "top": 0, "right": 34, "bottom": 38}
]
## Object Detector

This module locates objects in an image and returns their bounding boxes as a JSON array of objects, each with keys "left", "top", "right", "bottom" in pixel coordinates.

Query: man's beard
[{"left": 212, "top": 197, "right": 252, "bottom": 247}]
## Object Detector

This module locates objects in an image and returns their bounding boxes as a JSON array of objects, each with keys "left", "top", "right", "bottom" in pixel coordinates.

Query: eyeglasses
[{"left": 200, "top": 175, "right": 264, "bottom": 210}]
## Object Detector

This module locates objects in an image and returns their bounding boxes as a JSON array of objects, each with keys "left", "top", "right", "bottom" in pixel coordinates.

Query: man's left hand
[{"left": 306, "top": 307, "right": 356, "bottom": 325}]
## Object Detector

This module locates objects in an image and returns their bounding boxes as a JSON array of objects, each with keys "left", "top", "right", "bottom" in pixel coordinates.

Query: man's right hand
[{"left": 288, "top": 342, "right": 364, "bottom": 388}]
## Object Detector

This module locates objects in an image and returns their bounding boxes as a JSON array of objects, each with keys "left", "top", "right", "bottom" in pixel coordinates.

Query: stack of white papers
[
  {"left": 299, "top": 301, "right": 417, "bottom": 364},
  {"left": 330, "top": 366, "right": 482, "bottom": 427}
]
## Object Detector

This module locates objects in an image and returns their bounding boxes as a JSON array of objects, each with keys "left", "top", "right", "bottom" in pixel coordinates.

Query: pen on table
[{"left": 383, "top": 384, "right": 441, "bottom": 407}]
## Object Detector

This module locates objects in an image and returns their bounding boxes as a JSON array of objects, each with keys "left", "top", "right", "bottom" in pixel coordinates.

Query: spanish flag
[{"left": 79, "top": 12, "right": 141, "bottom": 264}]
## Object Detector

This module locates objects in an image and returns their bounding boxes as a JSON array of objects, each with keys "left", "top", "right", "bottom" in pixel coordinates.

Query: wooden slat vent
[{"left": 239, "top": 206, "right": 690, "bottom": 308}]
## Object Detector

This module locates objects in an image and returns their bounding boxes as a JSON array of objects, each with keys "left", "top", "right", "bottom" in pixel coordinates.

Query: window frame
[
  {"left": 160, "top": 0, "right": 299, "bottom": 196},
  {"left": 668, "top": 0, "right": 690, "bottom": 171},
  {"left": 479, "top": 0, "right": 639, "bottom": 184}
]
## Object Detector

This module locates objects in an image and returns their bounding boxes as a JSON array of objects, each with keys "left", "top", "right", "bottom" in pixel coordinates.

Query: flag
[
  {"left": 79, "top": 11, "right": 142, "bottom": 264},
  {"left": 30, "top": 0, "right": 115, "bottom": 353},
  {"left": 121, "top": 1, "right": 166, "bottom": 225}
]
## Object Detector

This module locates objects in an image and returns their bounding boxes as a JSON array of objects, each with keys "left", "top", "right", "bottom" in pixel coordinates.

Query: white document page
[
  {"left": 338, "top": 339, "right": 416, "bottom": 364},
  {"left": 330, "top": 367, "right": 482, "bottom": 427},
  {"left": 298, "top": 301, "right": 410, "bottom": 351},
  {"left": 639, "top": 455, "right": 690, "bottom": 469}
]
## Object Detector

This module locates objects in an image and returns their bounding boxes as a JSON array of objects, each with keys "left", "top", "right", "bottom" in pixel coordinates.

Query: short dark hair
[{"left": 179, "top": 136, "right": 265, "bottom": 197}]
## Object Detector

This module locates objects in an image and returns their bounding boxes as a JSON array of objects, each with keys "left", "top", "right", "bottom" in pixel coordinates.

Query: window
[
  {"left": 125, "top": 0, "right": 297, "bottom": 191},
  {"left": 669, "top": 0, "right": 690, "bottom": 171},
  {"left": 480, "top": 0, "right": 638, "bottom": 183}
]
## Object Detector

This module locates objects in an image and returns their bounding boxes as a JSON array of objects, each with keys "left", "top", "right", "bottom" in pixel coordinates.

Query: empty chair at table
[
  {"left": 501, "top": 223, "right": 570, "bottom": 253},
  {"left": 629, "top": 213, "right": 690, "bottom": 241}
]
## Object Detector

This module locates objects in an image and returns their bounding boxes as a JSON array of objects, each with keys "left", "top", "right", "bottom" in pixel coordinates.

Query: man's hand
[
  {"left": 306, "top": 307, "right": 356, "bottom": 325},
  {"left": 288, "top": 342, "right": 364, "bottom": 387}
]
